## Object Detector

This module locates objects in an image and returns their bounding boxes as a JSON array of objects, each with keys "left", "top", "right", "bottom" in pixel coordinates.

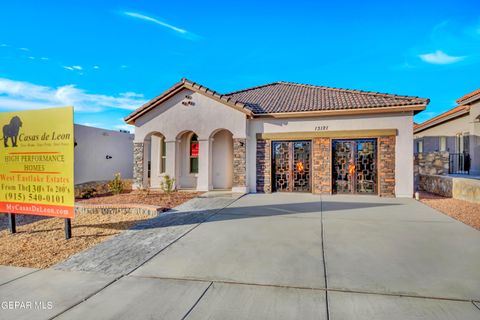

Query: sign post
[
  {"left": 0, "top": 107, "right": 75, "bottom": 238},
  {"left": 8, "top": 213, "right": 16, "bottom": 234},
  {"left": 64, "top": 218, "right": 72, "bottom": 239}
]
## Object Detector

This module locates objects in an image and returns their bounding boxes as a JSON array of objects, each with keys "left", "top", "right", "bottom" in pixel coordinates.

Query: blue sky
[{"left": 0, "top": 0, "right": 479, "bottom": 131}]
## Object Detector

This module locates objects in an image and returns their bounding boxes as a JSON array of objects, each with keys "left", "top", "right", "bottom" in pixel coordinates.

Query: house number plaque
[{"left": 315, "top": 125, "right": 329, "bottom": 131}]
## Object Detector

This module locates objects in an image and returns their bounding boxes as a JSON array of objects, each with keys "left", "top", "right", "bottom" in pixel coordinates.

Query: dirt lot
[
  {"left": 0, "top": 191, "right": 200, "bottom": 268},
  {"left": 419, "top": 191, "right": 480, "bottom": 230},
  {"left": 76, "top": 190, "right": 200, "bottom": 208}
]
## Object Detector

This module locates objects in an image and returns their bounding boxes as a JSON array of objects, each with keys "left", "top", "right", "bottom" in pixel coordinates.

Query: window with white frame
[
  {"left": 439, "top": 136, "right": 447, "bottom": 152},
  {"left": 189, "top": 134, "right": 199, "bottom": 174},
  {"left": 456, "top": 133, "right": 464, "bottom": 153},
  {"left": 159, "top": 137, "right": 166, "bottom": 174},
  {"left": 463, "top": 133, "right": 470, "bottom": 154},
  {"left": 417, "top": 140, "right": 423, "bottom": 153}
]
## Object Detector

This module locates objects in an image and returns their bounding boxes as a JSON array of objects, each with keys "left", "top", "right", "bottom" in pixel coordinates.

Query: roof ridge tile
[{"left": 275, "top": 81, "right": 421, "bottom": 101}]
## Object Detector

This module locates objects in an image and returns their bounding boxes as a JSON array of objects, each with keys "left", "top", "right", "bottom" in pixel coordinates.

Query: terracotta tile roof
[
  {"left": 125, "top": 78, "right": 429, "bottom": 123},
  {"left": 456, "top": 88, "right": 480, "bottom": 104},
  {"left": 224, "top": 81, "right": 429, "bottom": 114},
  {"left": 414, "top": 105, "right": 470, "bottom": 132}
]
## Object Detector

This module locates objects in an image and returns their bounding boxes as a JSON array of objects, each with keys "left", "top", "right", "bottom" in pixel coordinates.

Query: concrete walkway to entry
[{"left": 1, "top": 193, "right": 479, "bottom": 319}]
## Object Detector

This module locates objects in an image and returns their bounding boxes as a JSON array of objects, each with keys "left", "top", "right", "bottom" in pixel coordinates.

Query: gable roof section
[
  {"left": 125, "top": 78, "right": 253, "bottom": 124},
  {"left": 456, "top": 88, "right": 480, "bottom": 105},
  {"left": 414, "top": 105, "right": 470, "bottom": 133},
  {"left": 126, "top": 78, "right": 429, "bottom": 124},
  {"left": 224, "top": 81, "right": 428, "bottom": 116}
]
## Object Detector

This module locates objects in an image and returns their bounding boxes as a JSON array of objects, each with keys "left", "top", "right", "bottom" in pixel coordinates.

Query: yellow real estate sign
[{"left": 0, "top": 107, "right": 75, "bottom": 218}]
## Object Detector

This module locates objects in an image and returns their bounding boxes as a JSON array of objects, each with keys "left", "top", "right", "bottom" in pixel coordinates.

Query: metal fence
[{"left": 449, "top": 153, "right": 471, "bottom": 175}]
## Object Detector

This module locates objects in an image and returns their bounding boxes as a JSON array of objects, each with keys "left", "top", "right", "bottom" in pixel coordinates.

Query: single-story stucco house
[
  {"left": 125, "top": 78, "right": 429, "bottom": 197},
  {"left": 414, "top": 88, "right": 480, "bottom": 175}
]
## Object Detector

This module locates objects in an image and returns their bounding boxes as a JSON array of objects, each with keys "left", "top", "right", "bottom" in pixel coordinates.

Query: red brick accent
[
  {"left": 312, "top": 138, "right": 332, "bottom": 194},
  {"left": 378, "top": 136, "right": 396, "bottom": 197},
  {"left": 256, "top": 139, "right": 272, "bottom": 193}
]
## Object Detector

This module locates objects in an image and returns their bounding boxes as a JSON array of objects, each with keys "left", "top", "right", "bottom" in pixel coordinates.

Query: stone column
[
  {"left": 133, "top": 142, "right": 144, "bottom": 189},
  {"left": 379, "top": 136, "right": 396, "bottom": 197},
  {"left": 232, "top": 138, "right": 248, "bottom": 193},
  {"left": 312, "top": 138, "right": 332, "bottom": 194},
  {"left": 196, "top": 137, "right": 212, "bottom": 191},
  {"left": 256, "top": 139, "right": 272, "bottom": 193}
]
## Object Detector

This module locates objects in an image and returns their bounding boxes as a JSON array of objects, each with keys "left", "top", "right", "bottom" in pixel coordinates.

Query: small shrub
[
  {"left": 160, "top": 175, "right": 176, "bottom": 193},
  {"left": 109, "top": 173, "right": 124, "bottom": 195},
  {"left": 137, "top": 185, "right": 151, "bottom": 197},
  {"left": 80, "top": 188, "right": 97, "bottom": 199}
]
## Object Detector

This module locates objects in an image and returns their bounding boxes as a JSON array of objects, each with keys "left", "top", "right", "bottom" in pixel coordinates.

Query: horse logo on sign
[{"left": 2, "top": 116, "right": 23, "bottom": 148}]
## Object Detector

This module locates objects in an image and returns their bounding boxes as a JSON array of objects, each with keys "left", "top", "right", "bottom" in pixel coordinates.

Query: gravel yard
[
  {"left": 0, "top": 191, "right": 200, "bottom": 268},
  {"left": 419, "top": 191, "right": 480, "bottom": 230},
  {"left": 76, "top": 190, "right": 200, "bottom": 208},
  {"left": 0, "top": 212, "right": 152, "bottom": 268}
]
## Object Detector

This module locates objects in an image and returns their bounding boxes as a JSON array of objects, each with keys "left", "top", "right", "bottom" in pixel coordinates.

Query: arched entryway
[
  {"left": 143, "top": 132, "right": 166, "bottom": 188},
  {"left": 176, "top": 131, "right": 199, "bottom": 189},
  {"left": 211, "top": 129, "right": 234, "bottom": 190}
]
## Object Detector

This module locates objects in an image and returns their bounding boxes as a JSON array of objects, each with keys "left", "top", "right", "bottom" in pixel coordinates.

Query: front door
[
  {"left": 272, "top": 141, "right": 311, "bottom": 192},
  {"left": 332, "top": 139, "right": 377, "bottom": 194}
]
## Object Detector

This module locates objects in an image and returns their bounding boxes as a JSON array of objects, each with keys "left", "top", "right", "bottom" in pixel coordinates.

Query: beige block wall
[
  {"left": 453, "top": 177, "right": 480, "bottom": 204},
  {"left": 74, "top": 124, "right": 133, "bottom": 184}
]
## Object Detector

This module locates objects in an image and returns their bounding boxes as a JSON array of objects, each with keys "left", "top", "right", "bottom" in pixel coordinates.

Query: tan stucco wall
[
  {"left": 414, "top": 114, "right": 470, "bottom": 138},
  {"left": 134, "top": 89, "right": 247, "bottom": 190},
  {"left": 469, "top": 101, "right": 480, "bottom": 175},
  {"left": 134, "top": 89, "right": 247, "bottom": 142},
  {"left": 247, "top": 112, "right": 415, "bottom": 197},
  {"left": 74, "top": 124, "right": 133, "bottom": 184},
  {"left": 212, "top": 130, "right": 233, "bottom": 189}
]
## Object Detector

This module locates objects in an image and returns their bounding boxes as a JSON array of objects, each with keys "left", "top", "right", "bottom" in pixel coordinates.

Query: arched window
[
  {"left": 190, "top": 134, "right": 199, "bottom": 173},
  {"left": 159, "top": 137, "right": 166, "bottom": 174}
]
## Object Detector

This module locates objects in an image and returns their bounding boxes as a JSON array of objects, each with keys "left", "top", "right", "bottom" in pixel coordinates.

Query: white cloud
[
  {"left": 19, "top": 47, "right": 29, "bottom": 51},
  {"left": 120, "top": 65, "right": 128, "bottom": 69},
  {"left": 0, "top": 44, "right": 8, "bottom": 47},
  {"left": 28, "top": 56, "right": 35, "bottom": 60},
  {"left": 124, "top": 11, "right": 187, "bottom": 34},
  {"left": 121, "top": 92, "right": 144, "bottom": 98},
  {"left": 419, "top": 50, "right": 465, "bottom": 64},
  {"left": 63, "top": 65, "right": 83, "bottom": 72},
  {"left": 0, "top": 77, "right": 147, "bottom": 113},
  {"left": 93, "top": 65, "right": 100, "bottom": 69},
  {"left": 40, "top": 57, "right": 49, "bottom": 61}
]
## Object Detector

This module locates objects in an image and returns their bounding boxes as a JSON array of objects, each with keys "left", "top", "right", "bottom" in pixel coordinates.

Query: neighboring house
[
  {"left": 414, "top": 88, "right": 480, "bottom": 175},
  {"left": 125, "top": 78, "right": 429, "bottom": 197},
  {"left": 74, "top": 124, "right": 134, "bottom": 184}
]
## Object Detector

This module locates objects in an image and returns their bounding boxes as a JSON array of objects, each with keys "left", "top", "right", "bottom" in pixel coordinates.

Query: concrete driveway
[{"left": 1, "top": 193, "right": 480, "bottom": 319}]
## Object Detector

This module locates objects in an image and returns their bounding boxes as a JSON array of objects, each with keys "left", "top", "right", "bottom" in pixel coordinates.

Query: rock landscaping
[
  {"left": 419, "top": 191, "right": 480, "bottom": 230},
  {"left": 0, "top": 190, "right": 200, "bottom": 268}
]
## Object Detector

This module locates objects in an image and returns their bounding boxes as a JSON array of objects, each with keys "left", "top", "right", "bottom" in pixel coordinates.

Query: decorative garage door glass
[
  {"left": 332, "top": 139, "right": 376, "bottom": 194},
  {"left": 272, "top": 141, "right": 311, "bottom": 192}
]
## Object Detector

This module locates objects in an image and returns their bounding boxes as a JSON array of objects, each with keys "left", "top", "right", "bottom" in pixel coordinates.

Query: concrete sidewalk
[
  {"left": 1, "top": 193, "right": 479, "bottom": 319},
  {"left": 54, "top": 191, "right": 244, "bottom": 275}
]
